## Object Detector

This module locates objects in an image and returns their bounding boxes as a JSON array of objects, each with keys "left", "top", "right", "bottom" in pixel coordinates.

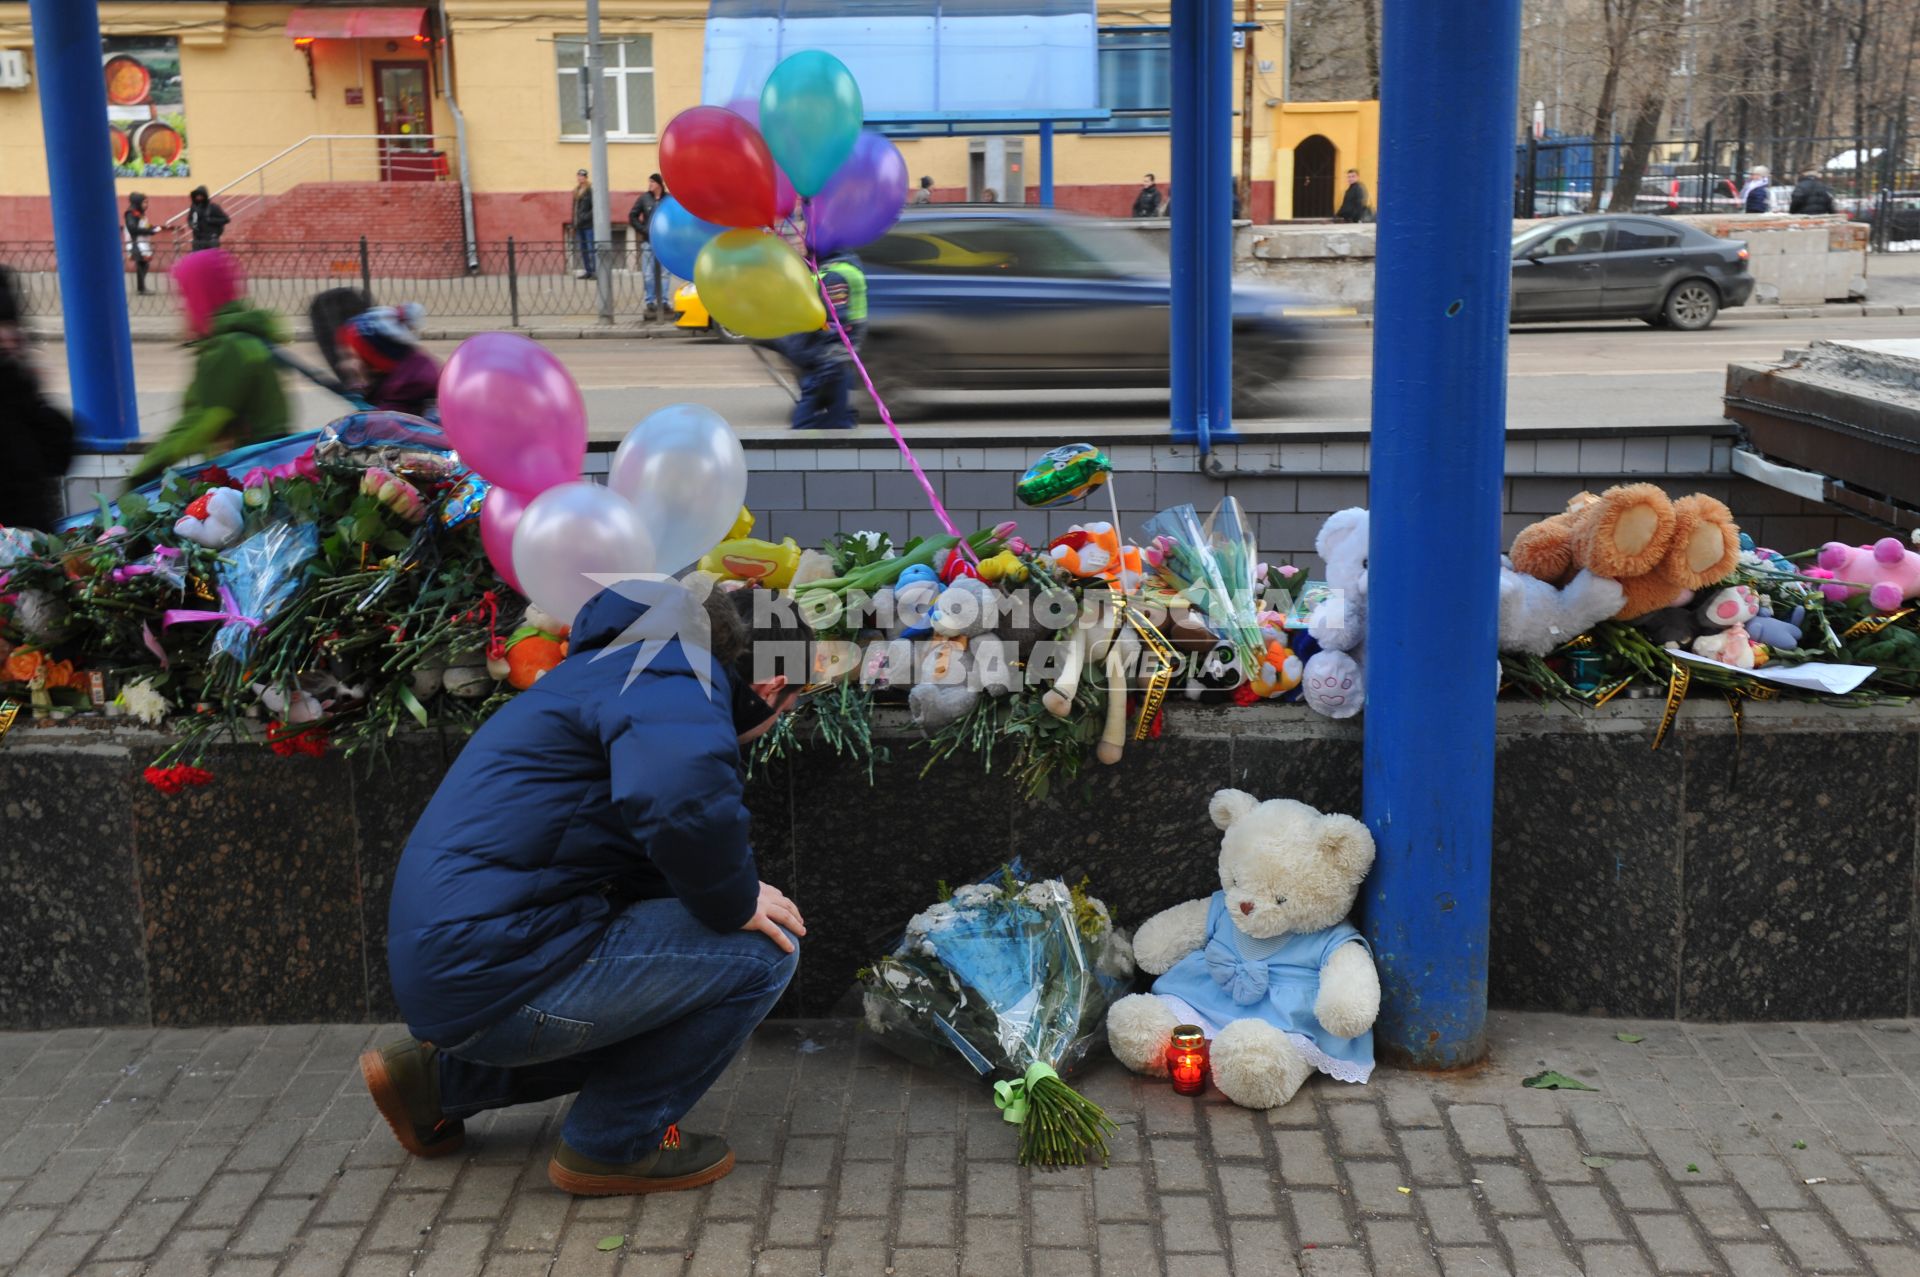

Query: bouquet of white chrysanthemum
[{"left": 860, "top": 867, "right": 1135, "bottom": 1167}]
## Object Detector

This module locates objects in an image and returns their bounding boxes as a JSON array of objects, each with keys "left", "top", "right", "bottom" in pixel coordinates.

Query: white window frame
[{"left": 556, "top": 34, "right": 655, "bottom": 141}]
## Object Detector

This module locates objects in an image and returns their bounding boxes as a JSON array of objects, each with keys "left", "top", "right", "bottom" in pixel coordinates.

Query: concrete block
[
  {"left": 1534, "top": 439, "right": 1581, "bottom": 472},
  {"left": 1320, "top": 442, "right": 1366, "bottom": 471},
  {"left": 1503, "top": 440, "right": 1536, "bottom": 474},
  {"left": 806, "top": 471, "right": 876, "bottom": 510},
  {"left": 1621, "top": 437, "right": 1668, "bottom": 474},
  {"left": 1578, "top": 438, "right": 1626, "bottom": 474}
]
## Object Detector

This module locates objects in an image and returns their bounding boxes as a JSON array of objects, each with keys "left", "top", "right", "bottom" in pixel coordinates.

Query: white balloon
[
  {"left": 607, "top": 403, "right": 749, "bottom": 573},
  {"left": 510, "top": 482, "right": 658, "bottom": 626}
]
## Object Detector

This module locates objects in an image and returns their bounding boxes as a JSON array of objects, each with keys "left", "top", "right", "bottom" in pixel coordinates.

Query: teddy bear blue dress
[{"left": 1149, "top": 891, "right": 1375, "bottom": 1084}]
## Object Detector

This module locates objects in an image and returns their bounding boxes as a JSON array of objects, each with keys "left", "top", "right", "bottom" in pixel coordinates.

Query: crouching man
[{"left": 361, "top": 582, "right": 803, "bottom": 1195}]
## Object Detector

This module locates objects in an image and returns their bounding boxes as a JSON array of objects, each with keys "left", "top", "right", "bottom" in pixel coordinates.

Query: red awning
[{"left": 286, "top": 7, "right": 427, "bottom": 40}]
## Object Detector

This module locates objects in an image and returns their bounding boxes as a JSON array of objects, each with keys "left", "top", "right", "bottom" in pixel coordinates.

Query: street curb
[{"left": 24, "top": 301, "right": 1904, "bottom": 344}]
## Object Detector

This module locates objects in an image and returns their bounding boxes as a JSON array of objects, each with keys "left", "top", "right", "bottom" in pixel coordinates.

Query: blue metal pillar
[
  {"left": 29, "top": 0, "right": 140, "bottom": 448},
  {"left": 1038, "top": 121, "right": 1055, "bottom": 207},
  {"left": 1361, "top": 0, "right": 1522, "bottom": 1068},
  {"left": 1169, "top": 0, "right": 1233, "bottom": 450}
]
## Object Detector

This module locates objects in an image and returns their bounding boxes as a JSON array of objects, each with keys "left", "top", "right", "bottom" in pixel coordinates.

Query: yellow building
[{"left": 0, "top": 1, "right": 1377, "bottom": 244}]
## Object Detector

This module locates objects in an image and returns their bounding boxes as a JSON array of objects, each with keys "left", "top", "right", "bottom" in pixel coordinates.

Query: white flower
[
  {"left": 1098, "top": 931, "right": 1137, "bottom": 980},
  {"left": 950, "top": 883, "right": 1001, "bottom": 908},
  {"left": 117, "top": 678, "right": 171, "bottom": 725},
  {"left": 863, "top": 995, "right": 887, "bottom": 1034},
  {"left": 882, "top": 966, "right": 911, "bottom": 990},
  {"left": 1021, "top": 881, "right": 1069, "bottom": 908},
  {"left": 905, "top": 902, "right": 958, "bottom": 938}
]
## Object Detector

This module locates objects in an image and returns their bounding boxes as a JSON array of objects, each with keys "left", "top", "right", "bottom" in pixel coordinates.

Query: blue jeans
[
  {"left": 784, "top": 329, "right": 859, "bottom": 430},
  {"left": 435, "top": 897, "right": 797, "bottom": 1164},
  {"left": 575, "top": 224, "right": 597, "bottom": 275},
  {"left": 640, "top": 242, "right": 666, "bottom": 308}
]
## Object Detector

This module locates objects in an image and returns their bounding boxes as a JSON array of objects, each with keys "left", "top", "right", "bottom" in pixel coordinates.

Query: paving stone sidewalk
[{"left": 4, "top": 1012, "right": 1920, "bottom": 1276}]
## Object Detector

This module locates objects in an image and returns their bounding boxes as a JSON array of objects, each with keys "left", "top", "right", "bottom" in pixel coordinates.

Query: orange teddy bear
[{"left": 1509, "top": 483, "right": 1741, "bottom": 620}]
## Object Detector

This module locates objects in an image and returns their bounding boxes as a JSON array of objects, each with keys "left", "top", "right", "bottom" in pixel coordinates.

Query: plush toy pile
[{"left": 5, "top": 425, "right": 1918, "bottom": 793}]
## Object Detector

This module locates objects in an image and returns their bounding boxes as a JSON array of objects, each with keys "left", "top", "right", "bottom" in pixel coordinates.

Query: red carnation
[
  {"left": 144, "top": 764, "right": 214, "bottom": 793},
  {"left": 193, "top": 465, "right": 239, "bottom": 490},
  {"left": 1232, "top": 684, "right": 1260, "bottom": 708}
]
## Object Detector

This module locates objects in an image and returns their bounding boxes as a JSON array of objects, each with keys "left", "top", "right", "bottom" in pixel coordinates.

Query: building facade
[{"left": 0, "top": 1, "right": 1382, "bottom": 250}]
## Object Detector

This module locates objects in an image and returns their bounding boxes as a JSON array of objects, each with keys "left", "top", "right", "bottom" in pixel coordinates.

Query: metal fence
[
  {"left": 1515, "top": 131, "right": 1920, "bottom": 249},
  {"left": 1, "top": 238, "right": 686, "bottom": 326}
]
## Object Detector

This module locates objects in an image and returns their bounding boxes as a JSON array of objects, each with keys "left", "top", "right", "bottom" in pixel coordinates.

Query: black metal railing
[
  {"left": 1, "top": 238, "right": 687, "bottom": 326},
  {"left": 1514, "top": 130, "right": 1920, "bottom": 251}
]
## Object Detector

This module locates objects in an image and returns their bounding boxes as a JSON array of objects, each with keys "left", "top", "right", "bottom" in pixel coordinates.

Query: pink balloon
[
  {"left": 726, "top": 95, "right": 800, "bottom": 220},
  {"left": 480, "top": 483, "right": 528, "bottom": 593},
  {"left": 439, "top": 334, "right": 587, "bottom": 493}
]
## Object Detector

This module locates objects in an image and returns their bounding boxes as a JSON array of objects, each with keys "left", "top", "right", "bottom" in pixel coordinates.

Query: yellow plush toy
[{"left": 698, "top": 536, "right": 804, "bottom": 588}]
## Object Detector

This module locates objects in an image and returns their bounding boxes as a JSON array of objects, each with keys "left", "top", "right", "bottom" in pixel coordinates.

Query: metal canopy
[{"left": 702, "top": 0, "right": 1107, "bottom": 124}]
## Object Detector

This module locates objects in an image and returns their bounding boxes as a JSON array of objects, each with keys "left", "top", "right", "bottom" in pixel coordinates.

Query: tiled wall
[{"left": 62, "top": 430, "right": 1874, "bottom": 569}]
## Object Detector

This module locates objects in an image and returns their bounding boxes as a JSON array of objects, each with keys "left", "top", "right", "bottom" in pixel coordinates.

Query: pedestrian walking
[
  {"left": 775, "top": 251, "right": 867, "bottom": 431},
  {"left": 186, "top": 185, "right": 230, "bottom": 251},
  {"left": 1789, "top": 170, "right": 1836, "bottom": 215},
  {"left": 125, "top": 249, "right": 289, "bottom": 489},
  {"left": 573, "top": 169, "right": 597, "bottom": 278},
  {"left": 1741, "top": 167, "right": 1773, "bottom": 214},
  {"left": 365, "top": 584, "right": 805, "bottom": 1196},
  {"left": 1337, "top": 169, "right": 1373, "bottom": 223},
  {"left": 0, "top": 267, "right": 74, "bottom": 533},
  {"left": 628, "top": 173, "right": 670, "bottom": 320},
  {"left": 123, "top": 192, "right": 156, "bottom": 294},
  {"left": 912, "top": 175, "right": 934, "bottom": 205},
  {"left": 1132, "top": 173, "right": 1165, "bottom": 217}
]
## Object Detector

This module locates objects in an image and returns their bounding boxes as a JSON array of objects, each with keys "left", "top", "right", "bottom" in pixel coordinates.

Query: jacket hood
[
  {"left": 206, "top": 301, "right": 286, "bottom": 345},
  {"left": 569, "top": 583, "right": 711, "bottom": 669}
]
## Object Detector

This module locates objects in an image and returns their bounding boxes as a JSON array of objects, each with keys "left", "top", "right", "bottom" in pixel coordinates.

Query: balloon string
[{"left": 805, "top": 232, "right": 978, "bottom": 565}]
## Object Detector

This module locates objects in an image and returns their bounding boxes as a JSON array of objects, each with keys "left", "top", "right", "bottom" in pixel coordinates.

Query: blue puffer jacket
[{"left": 387, "top": 587, "right": 759, "bottom": 1045}]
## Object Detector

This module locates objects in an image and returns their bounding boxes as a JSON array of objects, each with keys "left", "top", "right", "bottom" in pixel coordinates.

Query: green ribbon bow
[{"left": 992, "top": 1061, "right": 1059, "bottom": 1125}]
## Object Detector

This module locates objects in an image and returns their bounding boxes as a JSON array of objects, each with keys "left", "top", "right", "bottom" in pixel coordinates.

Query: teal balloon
[{"left": 758, "top": 51, "right": 863, "bottom": 197}]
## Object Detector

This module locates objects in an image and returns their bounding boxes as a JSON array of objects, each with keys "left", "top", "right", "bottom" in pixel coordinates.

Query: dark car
[
  {"left": 1511, "top": 215, "right": 1754, "bottom": 330},
  {"left": 854, "top": 207, "right": 1310, "bottom": 416}
]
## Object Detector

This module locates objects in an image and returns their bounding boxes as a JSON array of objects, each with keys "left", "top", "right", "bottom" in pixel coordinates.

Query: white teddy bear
[
  {"left": 1301, "top": 508, "right": 1367, "bottom": 718},
  {"left": 173, "top": 486, "right": 246, "bottom": 549},
  {"left": 1107, "top": 788, "right": 1380, "bottom": 1109}
]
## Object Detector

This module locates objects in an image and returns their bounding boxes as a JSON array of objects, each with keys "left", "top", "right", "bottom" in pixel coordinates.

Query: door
[
  {"left": 1293, "top": 135, "right": 1336, "bottom": 218},
  {"left": 374, "top": 62, "right": 433, "bottom": 181},
  {"left": 1602, "top": 219, "right": 1686, "bottom": 315},
  {"left": 1510, "top": 219, "right": 1610, "bottom": 320}
]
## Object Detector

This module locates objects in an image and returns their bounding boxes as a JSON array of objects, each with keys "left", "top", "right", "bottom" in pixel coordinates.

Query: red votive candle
[{"left": 1167, "top": 1025, "right": 1209, "bottom": 1096}]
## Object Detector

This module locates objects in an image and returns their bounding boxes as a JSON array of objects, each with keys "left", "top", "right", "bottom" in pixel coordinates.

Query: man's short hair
[
  {"left": 919, "top": 175, "right": 933, "bottom": 187},
  {"left": 1145, "top": 173, "right": 1155, "bottom": 182},
  {"left": 577, "top": 168, "right": 589, "bottom": 178},
  {"left": 1347, "top": 168, "right": 1360, "bottom": 176},
  {"left": 649, "top": 172, "right": 664, "bottom": 185},
  {"left": 1801, "top": 170, "right": 1820, "bottom": 180}
]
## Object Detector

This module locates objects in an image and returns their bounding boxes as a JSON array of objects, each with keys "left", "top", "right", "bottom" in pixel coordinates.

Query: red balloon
[{"left": 661, "top": 106, "right": 778, "bottom": 228}]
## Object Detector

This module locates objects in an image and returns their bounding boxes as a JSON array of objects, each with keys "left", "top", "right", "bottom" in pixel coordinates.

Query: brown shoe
[
  {"left": 547, "top": 1125, "right": 734, "bottom": 1196},
  {"left": 359, "top": 1037, "right": 465, "bottom": 1158}
]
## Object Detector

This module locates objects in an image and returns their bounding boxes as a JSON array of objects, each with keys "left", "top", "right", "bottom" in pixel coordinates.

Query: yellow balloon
[{"left": 694, "top": 229, "right": 826, "bottom": 340}]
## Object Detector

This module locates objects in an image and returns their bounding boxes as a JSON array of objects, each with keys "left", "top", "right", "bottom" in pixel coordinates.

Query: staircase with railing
[{"left": 159, "top": 133, "right": 458, "bottom": 240}]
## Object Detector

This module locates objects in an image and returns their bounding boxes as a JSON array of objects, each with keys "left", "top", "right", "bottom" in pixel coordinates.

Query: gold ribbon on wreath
[
  {"left": 1109, "top": 586, "right": 1179, "bottom": 742},
  {"left": 1842, "top": 608, "right": 1914, "bottom": 640},
  {"left": 1651, "top": 660, "right": 1690, "bottom": 751},
  {"left": 0, "top": 699, "right": 18, "bottom": 746}
]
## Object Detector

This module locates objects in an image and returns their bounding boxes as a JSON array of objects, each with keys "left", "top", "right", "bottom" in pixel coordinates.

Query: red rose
[{"left": 1232, "top": 684, "right": 1260, "bottom": 708}]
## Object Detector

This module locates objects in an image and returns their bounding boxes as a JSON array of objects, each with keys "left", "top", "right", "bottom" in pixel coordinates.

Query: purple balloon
[
  {"left": 480, "top": 484, "right": 528, "bottom": 593},
  {"left": 725, "top": 95, "right": 799, "bottom": 219},
  {"left": 438, "top": 333, "right": 587, "bottom": 494},
  {"left": 806, "top": 131, "right": 908, "bottom": 254}
]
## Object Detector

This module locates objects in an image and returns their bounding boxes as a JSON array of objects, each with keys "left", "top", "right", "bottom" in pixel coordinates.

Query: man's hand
[{"left": 743, "top": 881, "right": 806, "bottom": 954}]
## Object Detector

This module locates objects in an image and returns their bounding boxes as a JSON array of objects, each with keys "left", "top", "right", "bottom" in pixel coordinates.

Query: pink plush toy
[{"left": 1814, "top": 537, "right": 1920, "bottom": 612}]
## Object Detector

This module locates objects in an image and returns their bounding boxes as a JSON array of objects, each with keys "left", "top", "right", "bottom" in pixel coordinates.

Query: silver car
[{"left": 855, "top": 207, "right": 1311, "bottom": 416}]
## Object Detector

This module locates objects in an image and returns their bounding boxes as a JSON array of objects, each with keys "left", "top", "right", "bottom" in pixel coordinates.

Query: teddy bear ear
[
  {"left": 1209, "top": 788, "right": 1258, "bottom": 832},
  {"left": 1317, "top": 812, "right": 1377, "bottom": 878}
]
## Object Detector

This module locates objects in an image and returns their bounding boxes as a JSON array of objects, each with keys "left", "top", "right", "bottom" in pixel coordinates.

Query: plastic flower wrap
[
  {"left": 1142, "top": 499, "right": 1264, "bottom": 672},
  {"left": 860, "top": 868, "right": 1135, "bottom": 1167},
  {"left": 165, "top": 522, "right": 320, "bottom": 664}
]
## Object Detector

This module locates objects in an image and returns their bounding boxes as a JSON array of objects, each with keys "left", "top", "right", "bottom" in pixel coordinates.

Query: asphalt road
[{"left": 32, "top": 311, "right": 1920, "bottom": 443}]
